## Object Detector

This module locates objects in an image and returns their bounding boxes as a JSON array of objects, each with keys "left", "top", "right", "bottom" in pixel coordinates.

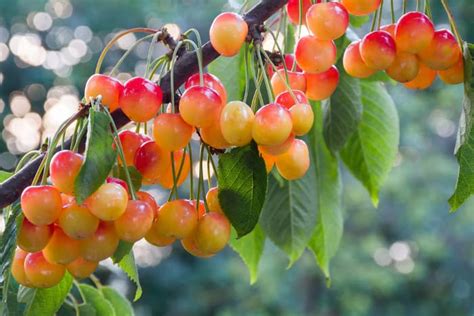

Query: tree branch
[{"left": 0, "top": 0, "right": 288, "bottom": 208}]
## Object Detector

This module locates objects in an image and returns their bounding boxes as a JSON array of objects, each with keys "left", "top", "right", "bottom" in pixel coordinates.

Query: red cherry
[
  {"left": 305, "top": 66, "right": 340, "bottom": 101},
  {"left": 106, "top": 177, "right": 130, "bottom": 196},
  {"left": 438, "top": 55, "right": 464, "bottom": 85},
  {"left": 115, "top": 200, "right": 154, "bottom": 243},
  {"left": 134, "top": 141, "right": 170, "bottom": 184},
  {"left": 120, "top": 77, "right": 163, "bottom": 122},
  {"left": 117, "top": 130, "right": 151, "bottom": 166},
  {"left": 287, "top": 0, "right": 315, "bottom": 25},
  {"left": 395, "top": 12, "right": 434, "bottom": 54},
  {"left": 306, "top": 2, "right": 349, "bottom": 40},
  {"left": 252, "top": 103, "right": 293, "bottom": 146},
  {"left": 341, "top": 0, "right": 381, "bottom": 16},
  {"left": 259, "top": 134, "right": 295, "bottom": 156},
  {"left": 275, "top": 90, "right": 308, "bottom": 109},
  {"left": 179, "top": 86, "right": 222, "bottom": 128},
  {"left": 50, "top": 150, "right": 83, "bottom": 195},
  {"left": 271, "top": 69, "right": 307, "bottom": 96},
  {"left": 153, "top": 113, "right": 194, "bottom": 151},
  {"left": 136, "top": 191, "right": 159, "bottom": 218},
  {"left": 360, "top": 30, "right": 396, "bottom": 70},
  {"left": 24, "top": 251, "right": 65, "bottom": 288},
  {"left": 418, "top": 29, "right": 460, "bottom": 70},
  {"left": 84, "top": 74, "right": 123, "bottom": 112},
  {"left": 21, "top": 185, "right": 62, "bottom": 226},
  {"left": 185, "top": 73, "right": 227, "bottom": 105},
  {"left": 380, "top": 24, "right": 396, "bottom": 37},
  {"left": 17, "top": 218, "right": 53, "bottom": 253},
  {"left": 343, "top": 41, "right": 377, "bottom": 78},
  {"left": 295, "top": 35, "right": 337, "bottom": 73},
  {"left": 386, "top": 52, "right": 419, "bottom": 83}
]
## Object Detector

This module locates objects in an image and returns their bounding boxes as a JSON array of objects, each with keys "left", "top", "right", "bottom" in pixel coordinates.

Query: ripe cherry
[
  {"left": 80, "top": 222, "right": 119, "bottom": 261},
  {"left": 84, "top": 74, "right": 123, "bottom": 112},
  {"left": 395, "top": 12, "right": 434, "bottom": 54},
  {"left": 287, "top": 0, "right": 314, "bottom": 25},
  {"left": 66, "top": 257, "right": 98, "bottom": 280},
  {"left": 58, "top": 203, "right": 99, "bottom": 240},
  {"left": 360, "top": 31, "right": 396, "bottom": 70},
  {"left": 50, "top": 150, "right": 83, "bottom": 195},
  {"left": 153, "top": 113, "right": 194, "bottom": 151},
  {"left": 115, "top": 200, "right": 154, "bottom": 242},
  {"left": 206, "top": 187, "right": 223, "bottom": 214},
  {"left": 438, "top": 55, "right": 464, "bottom": 85},
  {"left": 275, "top": 139, "right": 310, "bottom": 180},
  {"left": 120, "top": 77, "right": 163, "bottom": 122},
  {"left": 179, "top": 86, "right": 222, "bottom": 128},
  {"left": 106, "top": 177, "right": 130, "bottom": 197},
  {"left": 17, "top": 218, "right": 53, "bottom": 253},
  {"left": 305, "top": 65, "right": 340, "bottom": 101},
  {"left": 135, "top": 141, "right": 170, "bottom": 184},
  {"left": 380, "top": 24, "right": 396, "bottom": 37},
  {"left": 136, "top": 191, "right": 159, "bottom": 218},
  {"left": 271, "top": 69, "right": 307, "bottom": 96},
  {"left": 158, "top": 149, "right": 190, "bottom": 189},
  {"left": 60, "top": 193, "right": 75, "bottom": 207},
  {"left": 252, "top": 103, "right": 293, "bottom": 146},
  {"left": 181, "top": 237, "right": 213, "bottom": 258},
  {"left": 11, "top": 248, "right": 30, "bottom": 286},
  {"left": 201, "top": 121, "right": 231, "bottom": 150},
  {"left": 190, "top": 199, "right": 206, "bottom": 218},
  {"left": 290, "top": 103, "right": 315, "bottom": 136},
  {"left": 145, "top": 221, "right": 176, "bottom": 247},
  {"left": 343, "top": 41, "right": 377, "bottom": 78},
  {"left": 21, "top": 185, "right": 62, "bottom": 226},
  {"left": 210, "top": 12, "right": 248, "bottom": 57},
  {"left": 259, "top": 134, "right": 295, "bottom": 156},
  {"left": 306, "top": 2, "right": 349, "bottom": 40},
  {"left": 85, "top": 182, "right": 128, "bottom": 221},
  {"left": 42, "top": 227, "right": 80, "bottom": 265},
  {"left": 24, "top": 252, "right": 65, "bottom": 288},
  {"left": 386, "top": 52, "right": 420, "bottom": 83},
  {"left": 275, "top": 90, "right": 308, "bottom": 109},
  {"left": 185, "top": 73, "right": 228, "bottom": 105},
  {"left": 220, "top": 101, "right": 254, "bottom": 147},
  {"left": 341, "top": 0, "right": 381, "bottom": 16},
  {"left": 195, "top": 212, "right": 231, "bottom": 254},
  {"left": 403, "top": 63, "right": 437, "bottom": 90},
  {"left": 295, "top": 35, "right": 336, "bottom": 73},
  {"left": 117, "top": 130, "right": 150, "bottom": 166},
  {"left": 154, "top": 200, "right": 198, "bottom": 239},
  {"left": 418, "top": 29, "right": 460, "bottom": 70}
]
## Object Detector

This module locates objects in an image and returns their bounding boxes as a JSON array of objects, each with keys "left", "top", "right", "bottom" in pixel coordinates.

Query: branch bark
[{"left": 0, "top": 0, "right": 288, "bottom": 208}]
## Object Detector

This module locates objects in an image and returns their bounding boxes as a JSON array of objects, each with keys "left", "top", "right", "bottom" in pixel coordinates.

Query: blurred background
[{"left": 0, "top": 0, "right": 473, "bottom": 315}]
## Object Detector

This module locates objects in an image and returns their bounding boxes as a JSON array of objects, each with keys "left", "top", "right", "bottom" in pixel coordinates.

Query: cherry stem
[
  {"left": 205, "top": 146, "right": 218, "bottom": 180},
  {"left": 440, "top": 0, "right": 463, "bottom": 47},
  {"left": 416, "top": 0, "right": 420, "bottom": 11},
  {"left": 144, "top": 31, "right": 164, "bottom": 78},
  {"left": 199, "top": 144, "right": 210, "bottom": 213},
  {"left": 256, "top": 44, "right": 274, "bottom": 102},
  {"left": 402, "top": 0, "right": 407, "bottom": 14},
  {"left": 15, "top": 151, "right": 40, "bottom": 173},
  {"left": 188, "top": 143, "right": 194, "bottom": 200},
  {"left": 243, "top": 44, "right": 251, "bottom": 104},
  {"left": 168, "top": 152, "right": 178, "bottom": 201},
  {"left": 249, "top": 47, "right": 265, "bottom": 110},
  {"left": 109, "top": 34, "right": 156, "bottom": 76},
  {"left": 377, "top": 0, "right": 384, "bottom": 29},
  {"left": 390, "top": 0, "right": 395, "bottom": 23},
  {"left": 196, "top": 144, "right": 204, "bottom": 212},
  {"left": 95, "top": 27, "right": 159, "bottom": 74},
  {"left": 424, "top": 0, "right": 432, "bottom": 18},
  {"left": 168, "top": 148, "right": 188, "bottom": 201},
  {"left": 265, "top": 29, "right": 297, "bottom": 93}
]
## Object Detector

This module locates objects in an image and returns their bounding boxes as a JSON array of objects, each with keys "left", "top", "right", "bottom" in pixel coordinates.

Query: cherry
[
  {"left": 267, "top": 54, "right": 302, "bottom": 78},
  {"left": 386, "top": 52, "right": 420, "bottom": 83},
  {"left": 403, "top": 63, "right": 437, "bottom": 90},
  {"left": 206, "top": 187, "right": 223, "bottom": 214},
  {"left": 50, "top": 150, "right": 83, "bottom": 195},
  {"left": 360, "top": 30, "right": 396, "bottom": 70},
  {"left": 21, "top": 185, "right": 62, "bottom": 226},
  {"left": 185, "top": 73, "right": 228, "bottom": 105},
  {"left": 60, "top": 193, "right": 75, "bottom": 207},
  {"left": 287, "top": 0, "right": 314, "bottom": 25},
  {"left": 259, "top": 150, "right": 276, "bottom": 173},
  {"left": 11, "top": 248, "right": 31, "bottom": 286},
  {"left": 42, "top": 227, "right": 80, "bottom": 265},
  {"left": 106, "top": 177, "right": 130, "bottom": 197},
  {"left": 380, "top": 24, "right": 396, "bottom": 37},
  {"left": 58, "top": 203, "right": 99, "bottom": 240},
  {"left": 252, "top": 103, "right": 293, "bottom": 146},
  {"left": 136, "top": 191, "right": 159, "bottom": 218},
  {"left": 201, "top": 119, "right": 231, "bottom": 150},
  {"left": 275, "top": 90, "right": 308, "bottom": 109},
  {"left": 85, "top": 182, "right": 128, "bottom": 221},
  {"left": 306, "top": 2, "right": 349, "bottom": 40},
  {"left": 341, "top": 0, "right": 381, "bottom": 16},
  {"left": 135, "top": 141, "right": 170, "bottom": 184},
  {"left": 154, "top": 200, "right": 198, "bottom": 239},
  {"left": 190, "top": 200, "right": 207, "bottom": 218},
  {"left": 305, "top": 65, "right": 340, "bottom": 101},
  {"left": 259, "top": 134, "right": 295, "bottom": 156},
  {"left": 210, "top": 12, "right": 248, "bottom": 57},
  {"left": 438, "top": 55, "right": 464, "bottom": 85},
  {"left": 343, "top": 41, "right": 377, "bottom": 78},
  {"left": 418, "top": 29, "right": 460, "bottom": 70},
  {"left": 80, "top": 222, "right": 119, "bottom": 262},
  {"left": 295, "top": 35, "right": 336, "bottom": 74},
  {"left": 114, "top": 200, "right": 154, "bottom": 242},
  {"left": 145, "top": 221, "right": 176, "bottom": 247},
  {"left": 220, "top": 101, "right": 254, "bottom": 147},
  {"left": 158, "top": 149, "right": 190, "bottom": 189},
  {"left": 275, "top": 139, "right": 310, "bottom": 180},
  {"left": 395, "top": 12, "right": 434, "bottom": 54},
  {"left": 153, "top": 113, "right": 194, "bottom": 151},
  {"left": 17, "top": 218, "right": 53, "bottom": 253},
  {"left": 271, "top": 69, "right": 307, "bottom": 96},
  {"left": 290, "top": 103, "right": 315, "bottom": 136},
  {"left": 117, "top": 130, "right": 150, "bottom": 166},
  {"left": 84, "top": 74, "right": 123, "bottom": 112},
  {"left": 179, "top": 86, "right": 223, "bottom": 128},
  {"left": 66, "top": 257, "right": 98, "bottom": 280},
  {"left": 181, "top": 237, "right": 213, "bottom": 258},
  {"left": 24, "top": 251, "right": 65, "bottom": 288},
  {"left": 120, "top": 77, "right": 163, "bottom": 122},
  {"left": 195, "top": 212, "right": 231, "bottom": 254}
]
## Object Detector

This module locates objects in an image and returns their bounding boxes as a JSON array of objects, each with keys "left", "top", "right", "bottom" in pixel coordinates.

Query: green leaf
[
  {"left": 307, "top": 102, "right": 343, "bottom": 282},
  {"left": 79, "top": 284, "right": 116, "bottom": 316},
  {"left": 260, "top": 163, "right": 318, "bottom": 266},
  {"left": 0, "top": 171, "right": 12, "bottom": 183},
  {"left": 0, "top": 205, "right": 21, "bottom": 282},
  {"left": 78, "top": 304, "right": 97, "bottom": 315},
  {"left": 208, "top": 46, "right": 246, "bottom": 102},
  {"left": 324, "top": 66, "right": 363, "bottom": 152},
  {"left": 341, "top": 81, "right": 400, "bottom": 207},
  {"left": 112, "top": 241, "right": 134, "bottom": 263},
  {"left": 117, "top": 251, "right": 142, "bottom": 301},
  {"left": 284, "top": 23, "right": 296, "bottom": 53},
  {"left": 23, "top": 273, "right": 73, "bottom": 316},
  {"left": 117, "top": 166, "right": 142, "bottom": 193},
  {"left": 349, "top": 15, "right": 370, "bottom": 28},
  {"left": 449, "top": 42, "right": 474, "bottom": 211},
  {"left": 217, "top": 142, "right": 267, "bottom": 237},
  {"left": 74, "top": 109, "right": 116, "bottom": 204},
  {"left": 101, "top": 287, "right": 134, "bottom": 316},
  {"left": 229, "top": 225, "right": 265, "bottom": 284}
]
